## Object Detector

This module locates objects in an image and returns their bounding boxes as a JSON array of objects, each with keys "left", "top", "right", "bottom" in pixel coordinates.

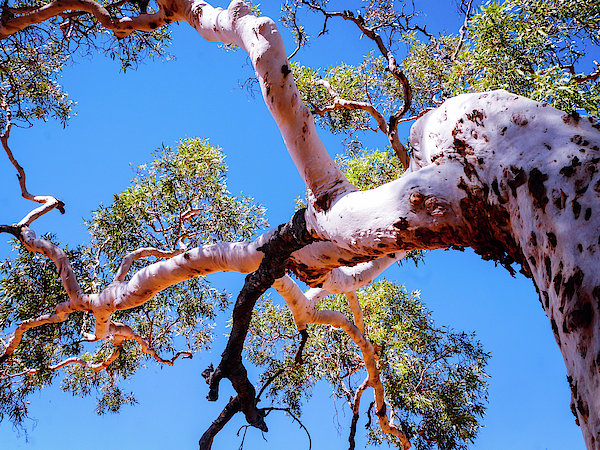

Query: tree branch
[
  {"left": 1, "top": 98, "right": 65, "bottom": 227},
  {"left": 272, "top": 275, "right": 411, "bottom": 449},
  {"left": 0, "top": 0, "right": 169, "bottom": 39},
  {"left": 300, "top": 0, "right": 412, "bottom": 168},
  {"left": 205, "top": 209, "right": 316, "bottom": 431},
  {"left": 348, "top": 377, "right": 369, "bottom": 450}
]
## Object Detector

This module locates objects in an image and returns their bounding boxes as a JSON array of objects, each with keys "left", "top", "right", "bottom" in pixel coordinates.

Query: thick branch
[
  {"left": 0, "top": 0, "right": 169, "bottom": 39},
  {"left": 113, "top": 247, "right": 185, "bottom": 282},
  {"left": 182, "top": 0, "right": 355, "bottom": 206},
  {"left": 198, "top": 396, "right": 241, "bottom": 450},
  {"left": 205, "top": 209, "right": 315, "bottom": 431}
]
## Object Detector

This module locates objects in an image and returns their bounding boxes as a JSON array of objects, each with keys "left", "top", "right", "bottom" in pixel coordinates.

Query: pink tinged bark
[{"left": 179, "top": 0, "right": 355, "bottom": 207}]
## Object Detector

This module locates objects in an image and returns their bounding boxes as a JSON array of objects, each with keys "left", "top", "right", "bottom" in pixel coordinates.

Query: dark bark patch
[
  {"left": 553, "top": 272, "right": 563, "bottom": 295},
  {"left": 595, "top": 178, "right": 600, "bottom": 193},
  {"left": 593, "top": 286, "right": 600, "bottom": 309},
  {"left": 584, "top": 208, "right": 592, "bottom": 221},
  {"left": 542, "top": 291, "right": 549, "bottom": 309},
  {"left": 491, "top": 178, "right": 504, "bottom": 203},
  {"left": 507, "top": 167, "right": 526, "bottom": 197},
  {"left": 566, "top": 302, "right": 593, "bottom": 332},
  {"left": 551, "top": 318, "right": 561, "bottom": 346},
  {"left": 577, "top": 243, "right": 583, "bottom": 253},
  {"left": 415, "top": 228, "right": 437, "bottom": 242},
  {"left": 529, "top": 231, "right": 537, "bottom": 247},
  {"left": 572, "top": 199, "right": 581, "bottom": 219},
  {"left": 528, "top": 256, "right": 537, "bottom": 268},
  {"left": 511, "top": 113, "right": 528, "bottom": 126},
  {"left": 149, "top": 21, "right": 158, "bottom": 29},
  {"left": 314, "top": 192, "right": 331, "bottom": 212},
  {"left": 560, "top": 156, "right": 581, "bottom": 177},
  {"left": 544, "top": 256, "right": 552, "bottom": 279},
  {"left": 500, "top": 126, "right": 508, "bottom": 135},
  {"left": 546, "top": 232, "right": 557, "bottom": 248},
  {"left": 571, "top": 135, "right": 589, "bottom": 146},
  {"left": 577, "top": 398, "right": 589, "bottom": 422},
  {"left": 575, "top": 181, "right": 589, "bottom": 195},
  {"left": 393, "top": 218, "right": 409, "bottom": 230},
  {"left": 281, "top": 64, "right": 291, "bottom": 77},
  {"left": 466, "top": 109, "right": 484, "bottom": 126},
  {"left": 544, "top": 143, "right": 552, "bottom": 150},
  {"left": 552, "top": 189, "right": 568, "bottom": 211},
  {"left": 528, "top": 168, "right": 549, "bottom": 212},
  {"left": 183, "top": 252, "right": 190, "bottom": 260},
  {"left": 562, "top": 111, "right": 580, "bottom": 124}
]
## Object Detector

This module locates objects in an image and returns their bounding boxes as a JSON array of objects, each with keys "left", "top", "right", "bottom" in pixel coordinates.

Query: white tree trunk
[{"left": 304, "top": 90, "right": 600, "bottom": 447}]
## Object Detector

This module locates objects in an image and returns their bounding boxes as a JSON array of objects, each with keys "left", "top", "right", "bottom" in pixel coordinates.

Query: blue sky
[{"left": 0, "top": 1, "right": 590, "bottom": 448}]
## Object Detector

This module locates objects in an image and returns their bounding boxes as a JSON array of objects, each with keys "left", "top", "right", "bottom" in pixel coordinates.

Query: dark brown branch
[
  {"left": 571, "top": 61, "right": 600, "bottom": 83},
  {"left": 256, "top": 367, "right": 286, "bottom": 402},
  {"left": 205, "top": 209, "right": 316, "bottom": 432},
  {"left": 198, "top": 396, "right": 241, "bottom": 450},
  {"left": 262, "top": 407, "right": 312, "bottom": 449},
  {"left": 294, "top": 328, "right": 309, "bottom": 364}
]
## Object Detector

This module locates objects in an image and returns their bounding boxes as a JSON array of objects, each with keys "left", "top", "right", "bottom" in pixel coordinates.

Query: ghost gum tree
[{"left": 0, "top": 0, "right": 599, "bottom": 449}]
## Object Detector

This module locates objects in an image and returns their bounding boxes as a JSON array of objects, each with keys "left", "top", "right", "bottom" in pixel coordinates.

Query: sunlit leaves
[
  {"left": 88, "top": 138, "right": 267, "bottom": 275},
  {"left": 456, "top": 0, "right": 600, "bottom": 116},
  {"left": 1, "top": 0, "right": 173, "bottom": 129}
]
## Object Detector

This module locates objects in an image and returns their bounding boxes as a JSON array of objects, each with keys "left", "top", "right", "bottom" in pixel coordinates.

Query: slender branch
[
  {"left": 108, "top": 321, "right": 192, "bottom": 365},
  {"left": 261, "top": 407, "right": 312, "bottom": 449},
  {"left": 0, "top": 305, "right": 76, "bottom": 364},
  {"left": 300, "top": 0, "right": 412, "bottom": 168},
  {"left": 451, "top": 0, "right": 473, "bottom": 61},
  {"left": 349, "top": 377, "right": 369, "bottom": 450},
  {"left": 1, "top": 98, "right": 65, "bottom": 226},
  {"left": 312, "top": 79, "right": 389, "bottom": 135},
  {"left": 272, "top": 276, "right": 411, "bottom": 449},
  {"left": 571, "top": 61, "right": 600, "bottom": 83}
]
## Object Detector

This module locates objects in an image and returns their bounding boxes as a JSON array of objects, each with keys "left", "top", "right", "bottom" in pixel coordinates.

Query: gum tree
[{"left": 1, "top": 0, "right": 599, "bottom": 449}]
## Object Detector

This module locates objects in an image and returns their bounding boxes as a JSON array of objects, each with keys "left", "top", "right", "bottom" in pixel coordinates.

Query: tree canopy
[{"left": 0, "top": 0, "right": 599, "bottom": 449}]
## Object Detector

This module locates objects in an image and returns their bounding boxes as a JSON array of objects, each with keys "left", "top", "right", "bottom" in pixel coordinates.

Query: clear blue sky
[{"left": 0, "top": 1, "right": 589, "bottom": 448}]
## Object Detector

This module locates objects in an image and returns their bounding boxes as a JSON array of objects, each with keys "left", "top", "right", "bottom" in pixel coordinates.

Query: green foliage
[
  {"left": 456, "top": 0, "right": 600, "bottom": 116},
  {"left": 0, "top": 238, "right": 93, "bottom": 427},
  {"left": 247, "top": 281, "right": 489, "bottom": 449},
  {"left": 1, "top": 0, "right": 172, "bottom": 129},
  {"left": 0, "top": 139, "right": 266, "bottom": 429},
  {"left": 338, "top": 147, "right": 405, "bottom": 191},
  {"left": 0, "top": 33, "right": 72, "bottom": 128},
  {"left": 88, "top": 137, "right": 267, "bottom": 275}
]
